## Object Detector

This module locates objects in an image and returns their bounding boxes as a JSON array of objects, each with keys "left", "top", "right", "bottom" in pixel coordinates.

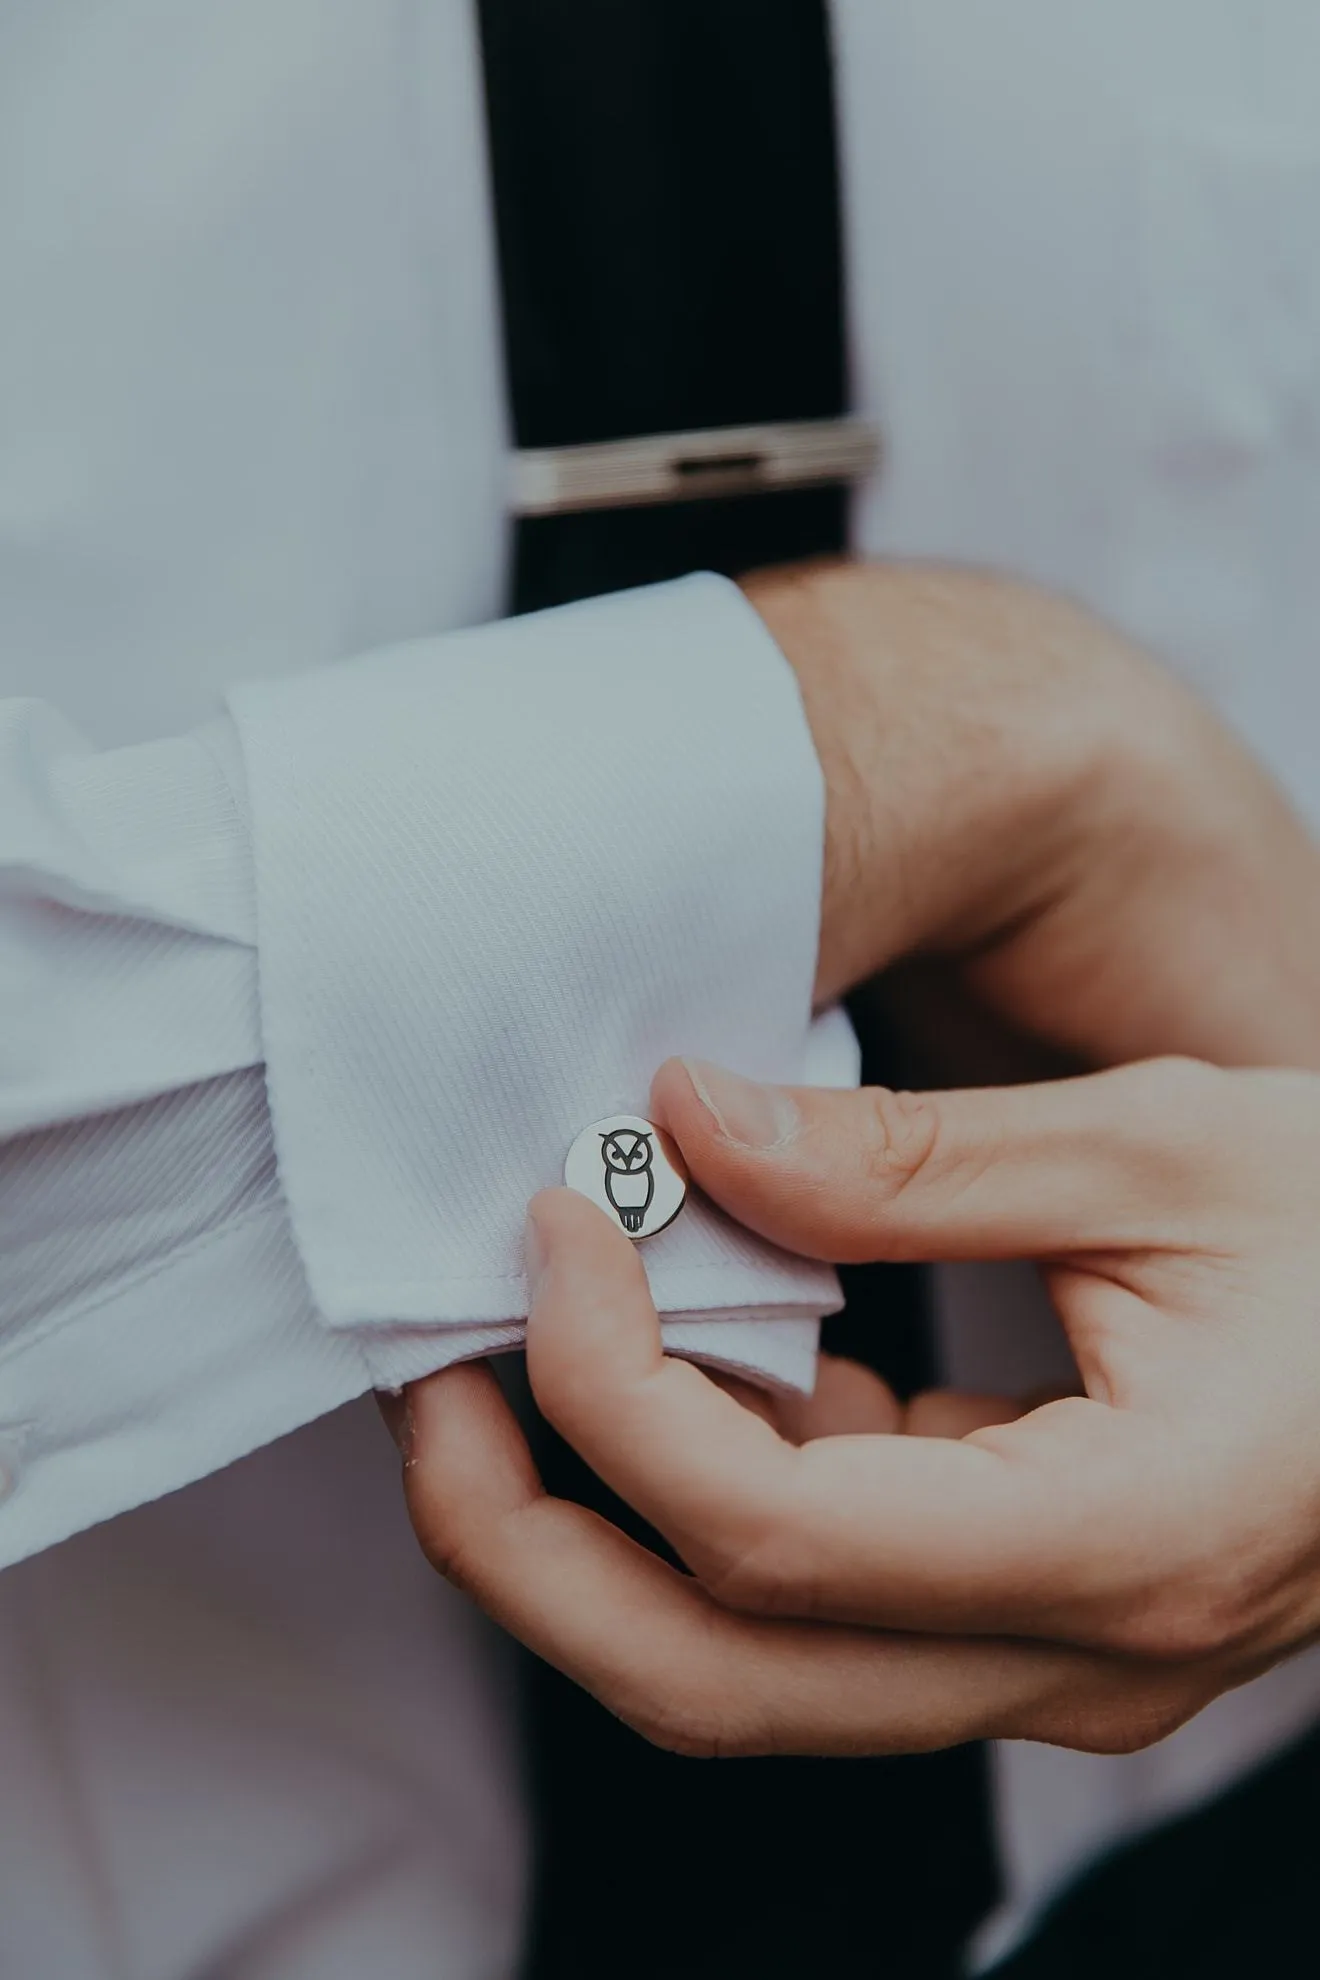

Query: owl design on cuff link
[
  {"left": 563, "top": 1114, "right": 689, "bottom": 1240},
  {"left": 599, "top": 1126, "right": 655, "bottom": 1232}
]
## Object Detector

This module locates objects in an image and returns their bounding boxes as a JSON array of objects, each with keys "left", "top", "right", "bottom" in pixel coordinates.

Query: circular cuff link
[{"left": 564, "top": 1115, "right": 688, "bottom": 1240}]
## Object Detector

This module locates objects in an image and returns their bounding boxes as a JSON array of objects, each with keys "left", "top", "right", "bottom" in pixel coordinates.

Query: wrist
[{"left": 743, "top": 559, "right": 1121, "bottom": 1002}]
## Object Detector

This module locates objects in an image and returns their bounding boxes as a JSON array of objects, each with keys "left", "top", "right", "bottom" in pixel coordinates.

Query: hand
[
  {"left": 394, "top": 1055, "right": 1320, "bottom": 1757},
  {"left": 769, "top": 561, "right": 1320, "bottom": 1072}
]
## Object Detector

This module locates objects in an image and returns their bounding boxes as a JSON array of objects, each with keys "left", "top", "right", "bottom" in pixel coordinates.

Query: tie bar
[{"left": 511, "top": 416, "right": 880, "bottom": 518}]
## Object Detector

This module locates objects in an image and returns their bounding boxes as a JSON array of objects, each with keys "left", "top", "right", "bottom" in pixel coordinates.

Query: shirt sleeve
[{"left": 0, "top": 575, "right": 851, "bottom": 1569}]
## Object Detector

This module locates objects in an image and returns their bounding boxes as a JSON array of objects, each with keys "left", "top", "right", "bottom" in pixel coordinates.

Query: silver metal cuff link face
[
  {"left": 512, "top": 416, "right": 880, "bottom": 518},
  {"left": 564, "top": 1115, "right": 689, "bottom": 1240}
]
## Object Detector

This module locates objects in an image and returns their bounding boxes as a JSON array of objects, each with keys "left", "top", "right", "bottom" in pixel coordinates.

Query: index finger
[{"left": 647, "top": 1055, "right": 1247, "bottom": 1264}]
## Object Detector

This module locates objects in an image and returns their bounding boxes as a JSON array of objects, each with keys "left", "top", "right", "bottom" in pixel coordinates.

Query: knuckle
[
  {"left": 1122, "top": 1056, "right": 1230, "bottom": 1150},
  {"left": 413, "top": 1518, "right": 481, "bottom": 1600},
  {"left": 1108, "top": 1572, "right": 1256, "bottom": 1667},
  {"left": 529, "top": 1357, "right": 599, "bottom": 1439},
  {"left": 618, "top": 1683, "right": 745, "bottom": 1759},
  {"left": 1106, "top": 1057, "right": 1268, "bottom": 1215},
  {"left": 857, "top": 1087, "right": 944, "bottom": 1201},
  {"left": 1072, "top": 1690, "right": 1195, "bottom": 1755},
  {"left": 404, "top": 1483, "right": 499, "bottom": 1601},
  {"left": 598, "top": 1605, "right": 759, "bottom": 1759},
  {"left": 703, "top": 1546, "right": 791, "bottom": 1620},
  {"left": 1133, "top": 1054, "right": 1219, "bottom": 1101},
  {"left": 697, "top": 1515, "right": 817, "bottom": 1622},
  {"left": 1035, "top": 1671, "right": 1207, "bottom": 1756}
]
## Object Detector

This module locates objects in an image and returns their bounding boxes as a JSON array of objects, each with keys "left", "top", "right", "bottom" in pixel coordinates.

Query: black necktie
[{"left": 477, "top": 6, "right": 998, "bottom": 1973}]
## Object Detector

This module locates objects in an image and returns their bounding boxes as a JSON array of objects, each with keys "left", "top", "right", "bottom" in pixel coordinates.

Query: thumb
[{"left": 650, "top": 1055, "right": 1229, "bottom": 1266}]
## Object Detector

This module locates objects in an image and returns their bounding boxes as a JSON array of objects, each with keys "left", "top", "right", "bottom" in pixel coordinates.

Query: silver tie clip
[{"left": 511, "top": 415, "right": 880, "bottom": 518}]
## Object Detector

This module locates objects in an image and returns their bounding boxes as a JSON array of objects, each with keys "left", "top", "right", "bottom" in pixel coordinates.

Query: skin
[
  {"left": 781, "top": 560, "right": 1320, "bottom": 1073},
  {"left": 381, "top": 557, "right": 1320, "bottom": 1754},
  {"left": 396, "top": 1055, "right": 1320, "bottom": 1758}
]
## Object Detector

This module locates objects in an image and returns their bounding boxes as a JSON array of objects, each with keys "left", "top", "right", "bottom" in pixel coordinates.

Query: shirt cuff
[{"left": 226, "top": 574, "right": 845, "bottom": 1344}]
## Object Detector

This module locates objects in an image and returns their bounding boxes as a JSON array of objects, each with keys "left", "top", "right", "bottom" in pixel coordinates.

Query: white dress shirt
[
  {"left": 3, "top": 576, "right": 851, "bottom": 1568},
  {"left": 3, "top": 2, "right": 1320, "bottom": 1974}
]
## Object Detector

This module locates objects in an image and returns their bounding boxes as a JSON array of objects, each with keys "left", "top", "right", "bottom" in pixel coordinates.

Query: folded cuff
[{"left": 228, "top": 574, "right": 845, "bottom": 1340}]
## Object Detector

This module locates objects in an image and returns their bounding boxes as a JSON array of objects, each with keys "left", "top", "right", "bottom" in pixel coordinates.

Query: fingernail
[
  {"left": 681, "top": 1059, "right": 799, "bottom": 1150},
  {"left": 376, "top": 1386, "right": 414, "bottom": 1464},
  {"left": 524, "top": 1209, "right": 548, "bottom": 1297}
]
